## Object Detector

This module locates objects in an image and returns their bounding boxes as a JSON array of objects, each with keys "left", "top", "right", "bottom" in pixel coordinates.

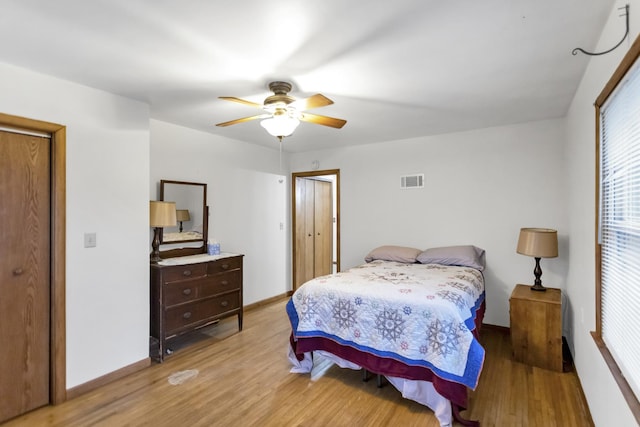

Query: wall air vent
[{"left": 400, "top": 174, "right": 424, "bottom": 189}]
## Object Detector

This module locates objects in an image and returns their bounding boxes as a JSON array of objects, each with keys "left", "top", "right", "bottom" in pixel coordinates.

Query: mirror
[{"left": 160, "top": 180, "right": 208, "bottom": 248}]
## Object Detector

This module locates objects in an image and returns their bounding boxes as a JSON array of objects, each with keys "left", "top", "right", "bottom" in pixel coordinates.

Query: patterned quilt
[{"left": 287, "top": 260, "right": 485, "bottom": 389}]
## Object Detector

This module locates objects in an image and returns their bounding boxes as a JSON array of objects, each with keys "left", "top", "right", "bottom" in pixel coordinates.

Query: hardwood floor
[{"left": 3, "top": 299, "right": 593, "bottom": 426}]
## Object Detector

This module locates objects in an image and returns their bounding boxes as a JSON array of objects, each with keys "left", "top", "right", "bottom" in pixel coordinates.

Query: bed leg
[
  {"left": 376, "top": 374, "right": 386, "bottom": 388},
  {"left": 362, "top": 369, "right": 371, "bottom": 382},
  {"left": 452, "top": 404, "right": 480, "bottom": 427}
]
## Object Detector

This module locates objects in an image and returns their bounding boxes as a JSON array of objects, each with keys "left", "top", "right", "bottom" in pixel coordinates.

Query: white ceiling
[{"left": 0, "top": 1, "right": 617, "bottom": 152}]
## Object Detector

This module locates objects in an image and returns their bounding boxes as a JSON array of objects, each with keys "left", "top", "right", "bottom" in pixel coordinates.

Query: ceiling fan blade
[
  {"left": 219, "top": 96, "right": 264, "bottom": 109},
  {"left": 216, "top": 114, "right": 271, "bottom": 127},
  {"left": 291, "top": 94, "right": 334, "bottom": 110},
  {"left": 299, "top": 112, "right": 347, "bottom": 129}
]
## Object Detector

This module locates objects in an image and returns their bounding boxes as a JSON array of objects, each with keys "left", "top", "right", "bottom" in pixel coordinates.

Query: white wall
[
  {"left": 149, "top": 120, "right": 289, "bottom": 305},
  {"left": 291, "top": 119, "right": 568, "bottom": 327},
  {"left": 0, "top": 62, "right": 290, "bottom": 390},
  {"left": 0, "top": 62, "right": 151, "bottom": 388},
  {"left": 565, "top": 1, "right": 640, "bottom": 425}
]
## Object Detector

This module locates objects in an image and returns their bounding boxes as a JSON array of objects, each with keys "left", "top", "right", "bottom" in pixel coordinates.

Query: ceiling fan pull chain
[{"left": 279, "top": 136, "right": 282, "bottom": 176}]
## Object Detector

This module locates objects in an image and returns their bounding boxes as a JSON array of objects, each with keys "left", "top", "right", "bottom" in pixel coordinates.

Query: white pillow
[
  {"left": 417, "top": 245, "right": 486, "bottom": 271},
  {"left": 364, "top": 245, "right": 422, "bottom": 263}
]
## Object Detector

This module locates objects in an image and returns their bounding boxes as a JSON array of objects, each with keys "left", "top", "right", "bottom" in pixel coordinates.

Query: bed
[{"left": 287, "top": 245, "right": 486, "bottom": 427}]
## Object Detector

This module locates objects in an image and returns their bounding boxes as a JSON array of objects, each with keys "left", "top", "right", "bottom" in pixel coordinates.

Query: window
[{"left": 595, "top": 35, "right": 640, "bottom": 421}]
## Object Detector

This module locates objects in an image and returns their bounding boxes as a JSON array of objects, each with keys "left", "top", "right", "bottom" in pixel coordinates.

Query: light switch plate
[{"left": 84, "top": 232, "right": 97, "bottom": 248}]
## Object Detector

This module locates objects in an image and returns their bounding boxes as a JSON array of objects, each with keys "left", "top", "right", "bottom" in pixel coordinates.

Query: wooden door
[
  {"left": 295, "top": 178, "right": 314, "bottom": 288},
  {"left": 0, "top": 130, "right": 51, "bottom": 422},
  {"left": 313, "top": 180, "right": 332, "bottom": 277},
  {"left": 294, "top": 178, "right": 333, "bottom": 289}
]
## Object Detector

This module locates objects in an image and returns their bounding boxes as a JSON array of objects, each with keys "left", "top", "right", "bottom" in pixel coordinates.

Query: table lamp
[
  {"left": 516, "top": 227, "right": 558, "bottom": 291},
  {"left": 176, "top": 209, "right": 190, "bottom": 232}
]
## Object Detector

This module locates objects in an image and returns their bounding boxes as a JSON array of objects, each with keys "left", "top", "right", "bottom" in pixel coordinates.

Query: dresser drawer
[
  {"left": 200, "top": 270, "right": 241, "bottom": 298},
  {"left": 165, "top": 300, "right": 210, "bottom": 336},
  {"left": 164, "top": 271, "right": 241, "bottom": 307},
  {"left": 208, "top": 256, "right": 242, "bottom": 275},
  {"left": 165, "top": 292, "right": 241, "bottom": 335},
  {"left": 164, "top": 278, "right": 201, "bottom": 306},
  {"left": 208, "top": 291, "right": 240, "bottom": 315},
  {"left": 163, "top": 264, "right": 207, "bottom": 283}
]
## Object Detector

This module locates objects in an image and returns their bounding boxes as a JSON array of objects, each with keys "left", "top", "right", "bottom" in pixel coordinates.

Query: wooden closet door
[
  {"left": 0, "top": 131, "right": 51, "bottom": 422},
  {"left": 294, "top": 178, "right": 315, "bottom": 288},
  {"left": 313, "top": 180, "right": 332, "bottom": 277}
]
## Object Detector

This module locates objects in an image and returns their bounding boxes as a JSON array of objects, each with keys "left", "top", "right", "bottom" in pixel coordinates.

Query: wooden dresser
[
  {"left": 150, "top": 253, "right": 244, "bottom": 362},
  {"left": 509, "top": 284, "right": 563, "bottom": 372}
]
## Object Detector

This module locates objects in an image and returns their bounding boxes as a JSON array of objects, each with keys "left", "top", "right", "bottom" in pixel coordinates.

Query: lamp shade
[
  {"left": 516, "top": 228, "right": 558, "bottom": 258},
  {"left": 175, "top": 209, "right": 190, "bottom": 222},
  {"left": 150, "top": 201, "right": 177, "bottom": 227},
  {"left": 260, "top": 114, "right": 300, "bottom": 137}
]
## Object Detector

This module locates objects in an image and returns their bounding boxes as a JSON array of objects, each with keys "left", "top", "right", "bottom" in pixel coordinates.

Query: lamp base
[
  {"left": 529, "top": 257, "right": 547, "bottom": 291},
  {"left": 151, "top": 227, "right": 162, "bottom": 263}
]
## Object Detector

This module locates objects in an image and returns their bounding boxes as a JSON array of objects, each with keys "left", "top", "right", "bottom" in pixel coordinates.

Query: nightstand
[{"left": 509, "top": 284, "right": 563, "bottom": 372}]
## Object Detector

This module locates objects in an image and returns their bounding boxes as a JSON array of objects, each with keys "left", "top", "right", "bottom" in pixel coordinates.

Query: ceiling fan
[{"left": 216, "top": 81, "right": 347, "bottom": 140}]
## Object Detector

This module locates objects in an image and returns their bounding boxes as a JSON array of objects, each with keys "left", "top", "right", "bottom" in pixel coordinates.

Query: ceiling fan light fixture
[{"left": 260, "top": 114, "right": 300, "bottom": 138}]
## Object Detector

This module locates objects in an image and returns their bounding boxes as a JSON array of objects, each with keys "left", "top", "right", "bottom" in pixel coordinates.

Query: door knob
[{"left": 13, "top": 268, "right": 24, "bottom": 276}]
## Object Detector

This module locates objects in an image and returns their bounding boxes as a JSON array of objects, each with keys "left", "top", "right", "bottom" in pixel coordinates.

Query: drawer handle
[
  {"left": 220, "top": 301, "right": 229, "bottom": 307},
  {"left": 183, "top": 312, "right": 192, "bottom": 319},
  {"left": 182, "top": 288, "right": 192, "bottom": 295},
  {"left": 221, "top": 280, "right": 229, "bottom": 286},
  {"left": 182, "top": 270, "right": 192, "bottom": 277},
  {"left": 221, "top": 264, "right": 229, "bottom": 270}
]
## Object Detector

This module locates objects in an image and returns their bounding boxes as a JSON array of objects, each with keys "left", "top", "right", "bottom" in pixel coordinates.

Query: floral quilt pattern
[{"left": 288, "top": 260, "right": 485, "bottom": 389}]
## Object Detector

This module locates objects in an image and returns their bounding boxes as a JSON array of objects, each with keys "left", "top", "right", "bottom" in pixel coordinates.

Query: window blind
[{"left": 600, "top": 57, "right": 640, "bottom": 400}]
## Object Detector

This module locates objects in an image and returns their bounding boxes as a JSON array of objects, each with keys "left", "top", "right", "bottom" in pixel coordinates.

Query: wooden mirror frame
[{"left": 159, "top": 179, "right": 208, "bottom": 258}]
